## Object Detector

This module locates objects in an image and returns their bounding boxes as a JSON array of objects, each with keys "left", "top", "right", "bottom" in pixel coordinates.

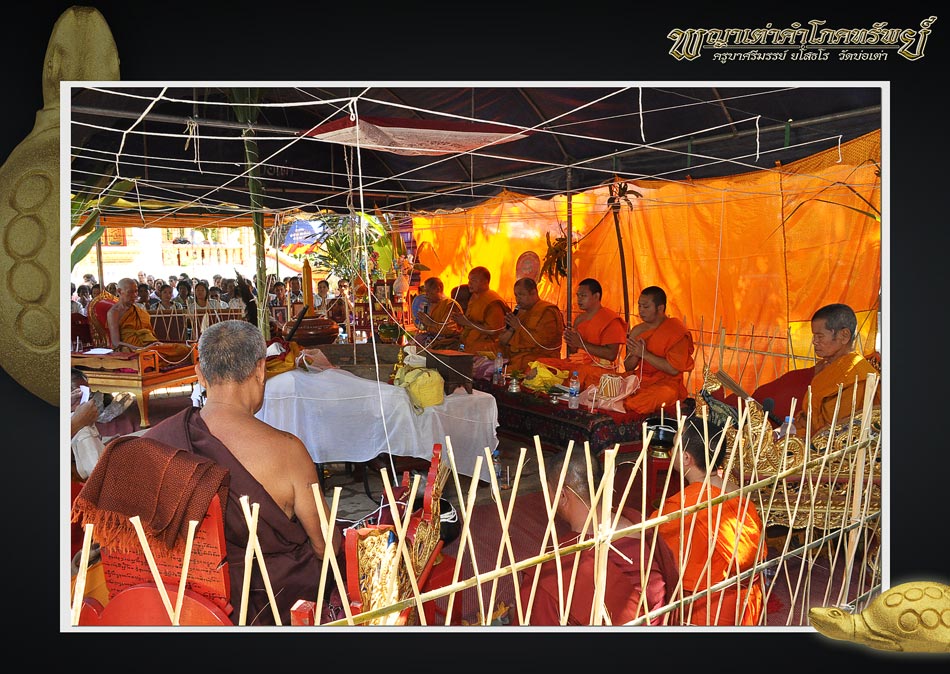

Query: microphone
[
  {"left": 513, "top": 305, "right": 520, "bottom": 315},
  {"left": 761, "top": 397, "right": 780, "bottom": 425}
]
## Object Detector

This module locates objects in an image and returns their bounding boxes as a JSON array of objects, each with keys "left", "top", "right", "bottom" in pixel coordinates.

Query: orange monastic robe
[
  {"left": 423, "top": 297, "right": 462, "bottom": 346},
  {"left": 504, "top": 300, "right": 564, "bottom": 373},
  {"left": 623, "top": 316, "right": 694, "bottom": 415},
  {"left": 537, "top": 307, "right": 627, "bottom": 389},
  {"left": 120, "top": 304, "right": 193, "bottom": 365},
  {"left": 793, "top": 350, "right": 880, "bottom": 436},
  {"left": 650, "top": 483, "right": 765, "bottom": 626},
  {"left": 458, "top": 288, "right": 507, "bottom": 355}
]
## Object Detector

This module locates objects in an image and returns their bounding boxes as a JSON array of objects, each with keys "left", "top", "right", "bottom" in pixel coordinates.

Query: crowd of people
[
  {"left": 70, "top": 261, "right": 879, "bottom": 627},
  {"left": 70, "top": 269, "right": 304, "bottom": 317}
]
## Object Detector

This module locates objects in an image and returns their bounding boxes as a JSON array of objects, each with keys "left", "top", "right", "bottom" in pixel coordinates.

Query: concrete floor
[{"left": 323, "top": 432, "right": 544, "bottom": 525}]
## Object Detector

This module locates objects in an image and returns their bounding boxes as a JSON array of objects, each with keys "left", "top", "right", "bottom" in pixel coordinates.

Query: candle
[{"left": 302, "top": 258, "right": 314, "bottom": 317}]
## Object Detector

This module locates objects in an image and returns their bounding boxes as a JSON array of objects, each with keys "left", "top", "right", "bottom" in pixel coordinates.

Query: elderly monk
[
  {"left": 106, "top": 277, "right": 193, "bottom": 365},
  {"left": 498, "top": 277, "right": 563, "bottom": 374},
  {"left": 791, "top": 303, "right": 881, "bottom": 437},
  {"left": 448, "top": 265, "right": 508, "bottom": 355},
  {"left": 621, "top": 285, "right": 695, "bottom": 415},
  {"left": 144, "top": 319, "right": 342, "bottom": 626},
  {"left": 517, "top": 449, "right": 678, "bottom": 626},
  {"left": 416, "top": 276, "right": 462, "bottom": 347},
  {"left": 535, "top": 278, "right": 628, "bottom": 389},
  {"left": 650, "top": 415, "right": 765, "bottom": 625}
]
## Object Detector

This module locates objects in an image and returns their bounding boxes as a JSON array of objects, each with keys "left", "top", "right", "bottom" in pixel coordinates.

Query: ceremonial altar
[{"left": 256, "top": 368, "right": 499, "bottom": 482}]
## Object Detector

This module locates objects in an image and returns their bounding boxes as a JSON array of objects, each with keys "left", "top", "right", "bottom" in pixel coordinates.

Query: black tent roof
[{"left": 70, "top": 84, "right": 881, "bottom": 216}]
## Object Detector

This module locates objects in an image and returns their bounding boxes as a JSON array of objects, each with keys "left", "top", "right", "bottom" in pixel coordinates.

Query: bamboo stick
[
  {"left": 443, "top": 436, "right": 488, "bottom": 623},
  {"left": 238, "top": 501, "right": 259, "bottom": 626},
  {"left": 70, "top": 523, "right": 95, "bottom": 626},
  {"left": 238, "top": 496, "right": 281, "bottom": 625},
  {"left": 172, "top": 519, "right": 199, "bottom": 625},
  {"left": 525, "top": 439, "right": 573, "bottom": 623},
  {"left": 310, "top": 484, "right": 353, "bottom": 625},
  {"left": 483, "top": 444, "right": 527, "bottom": 624},
  {"left": 379, "top": 469, "right": 426, "bottom": 624},
  {"left": 129, "top": 515, "right": 175, "bottom": 623}
]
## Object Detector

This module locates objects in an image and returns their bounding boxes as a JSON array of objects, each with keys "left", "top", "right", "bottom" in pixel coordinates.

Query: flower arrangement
[
  {"left": 393, "top": 253, "right": 414, "bottom": 277},
  {"left": 368, "top": 250, "right": 381, "bottom": 278}
]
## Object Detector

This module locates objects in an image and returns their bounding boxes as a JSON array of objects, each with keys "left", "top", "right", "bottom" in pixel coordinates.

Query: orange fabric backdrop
[{"left": 412, "top": 131, "right": 881, "bottom": 394}]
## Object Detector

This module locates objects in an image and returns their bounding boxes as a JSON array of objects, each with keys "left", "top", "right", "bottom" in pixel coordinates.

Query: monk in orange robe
[
  {"left": 791, "top": 303, "right": 881, "bottom": 436},
  {"left": 535, "top": 278, "right": 627, "bottom": 389},
  {"left": 416, "top": 277, "right": 462, "bottom": 348},
  {"left": 621, "top": 286, "right": 694, "bottom": 415},
  {"left": 519, "top": 449, "right": 679, "bottom": 625},
  {"left": 499, "top": 277, "right": 563, "bottom": 374},
  {"left": 107, "top": 277, "right": 193, "bottom": 366},
  {"left": 449, "top": 265, "right": 508, "bottom": 355},
  {"left": 650, "top": 416, "right": 765, "bottom": 626}
]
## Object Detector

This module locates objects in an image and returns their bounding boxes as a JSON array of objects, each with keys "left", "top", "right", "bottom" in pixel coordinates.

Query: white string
[
  {"left": 754, "top": 115, "right": 761, "bottom": 162},
  {"left": 639, "top": 87, "right": 646, "bottom": 142},
  {"left": 71, "top": 86, "right": 860, "bottom": 222},
  {"left": 182, "top": 117, "right": 204, "bottom": 173},
  {"left": 711, "top": 191, "right": 725, "bottom": 335}
]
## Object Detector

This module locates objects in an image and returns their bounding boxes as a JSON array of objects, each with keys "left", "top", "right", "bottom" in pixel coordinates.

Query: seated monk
[
  {"left": 790, "top": 302, "right": 881, "bottom": 438},
  {"left": 498, "top": 277, "right": 563, "bottom": 374},
  {"left": 650, "top": 415, "right": 765, "bottom": 625},
  {"left": 620, "top": 285, "right": 695, "bottom": 415},
  {"left": 444, "top": 265, "right": 508, "bottom": 354},
  {"left": 534, "top": 278, "right": 627, "bottom": 389},
  {"left": 518, "top": 449, "right": 678, "bottom": 625},
  {"left": 414, "top": 276, "right": 462, "bottom": 348},
  {"left": 143, "top": 319, "right": 342, "bottom": 625},
  {"left": 107, "top": 277, "right": 193, "bottom": 366}
]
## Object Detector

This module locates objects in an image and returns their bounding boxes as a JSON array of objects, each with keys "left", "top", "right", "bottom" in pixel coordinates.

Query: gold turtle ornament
[
  {"left": 809, "top": 581, "right": 950, "bottom": 653},
  {"left": 0, "top": 7, "right": 119, "bottom": 404}
]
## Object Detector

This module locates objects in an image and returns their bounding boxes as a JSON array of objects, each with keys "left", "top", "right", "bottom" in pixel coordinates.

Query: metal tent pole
[{"left": 565, "top": 166, "right": 573, "bottom": 327}]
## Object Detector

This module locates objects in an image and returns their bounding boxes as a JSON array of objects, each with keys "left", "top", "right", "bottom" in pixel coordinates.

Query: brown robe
[{"left": 144, "top": 406, "right": 323, "bottom": 626}]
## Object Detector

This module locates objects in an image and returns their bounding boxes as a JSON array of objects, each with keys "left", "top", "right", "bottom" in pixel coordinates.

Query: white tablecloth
[{"left": 256, "top": 368, "right": 498, "bottom": 481}]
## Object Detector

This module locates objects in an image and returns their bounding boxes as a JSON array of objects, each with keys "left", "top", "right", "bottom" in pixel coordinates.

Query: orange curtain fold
[{"left": 411, "top": 131, "right": 881, "bottom": 393}]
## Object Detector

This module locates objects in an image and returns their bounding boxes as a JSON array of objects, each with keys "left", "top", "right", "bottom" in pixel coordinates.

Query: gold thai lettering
[
  {"left": 897, "top": 16, "right": 937, "bottom": 61},
  {"left": 668, "top": 17, "right": 935, "bottom": 61}
]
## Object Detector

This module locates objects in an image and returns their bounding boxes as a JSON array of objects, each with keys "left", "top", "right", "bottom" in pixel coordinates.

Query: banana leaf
[{"left": 70, "top": 178, "right": 136, "bottom": 270}]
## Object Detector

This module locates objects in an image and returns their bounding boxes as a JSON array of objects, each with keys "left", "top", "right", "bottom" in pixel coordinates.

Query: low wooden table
[{"left": 72, "top": 350, "right": 197, "bottom": 428}]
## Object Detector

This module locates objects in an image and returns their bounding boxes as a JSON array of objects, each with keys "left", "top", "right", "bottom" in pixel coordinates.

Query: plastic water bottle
[
  {"left": 458, "top": 343, "right": 464, "bottom": 352},
  {"left": 568, "top": 371, "right": 581, "bottom": 409},
  {"left": 492, "top": 352, "right": 505, "bottom": 385},
  {"left": 774, "top": 415, "right": 796, "bottom": 441},
  {"left": 492, "top": 448, "right": 502, "bottom": 482}
]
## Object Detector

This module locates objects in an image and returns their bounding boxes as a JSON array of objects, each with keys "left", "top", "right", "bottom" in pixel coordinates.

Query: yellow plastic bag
[
  {"left": 522, "top": 360, "right": 568, "bottom": 391},
  {"left": 400, "top": 367, "right": 445, "bottom": 413}
]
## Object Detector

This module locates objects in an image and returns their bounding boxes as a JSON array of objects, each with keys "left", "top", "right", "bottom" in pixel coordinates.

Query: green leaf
[{"left": 71, "top": 222, "right": 105, "bottom": 270}]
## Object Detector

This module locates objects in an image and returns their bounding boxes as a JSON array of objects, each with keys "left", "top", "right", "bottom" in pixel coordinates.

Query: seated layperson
[
  {"left": 791, "top": 302, "right": 881, "bottom": 437},
  {"left": 498, "top": 277, "right": 563, "bottom": 374},
  {"left": 534, "top": 278, "right": 627, "bottom": 389},
  {"left": 518, "top": 449, "right": 678, "bottom": 625},
  {"left": 144, "top": 319, "right": 342, "bottom": 626},
  {"left": 650, "top": 415, "right": 765, "bottom": 626},
  {"left": 313, "top": 279, "right": 332, "bottom": 315},
  {"left": 107, "top": 277, "right": 193, "bottom": 366},
  {"left": 620, "top": 285, "right": 695, "bottom": 415}
]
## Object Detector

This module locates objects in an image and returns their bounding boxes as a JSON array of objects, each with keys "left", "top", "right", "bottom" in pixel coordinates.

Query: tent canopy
[
  {"left": 70, "top": 85, "right": 881, "bottom": 215},
  {"left": 71, "top": 85, "right": 882, "bottom": 392}
]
